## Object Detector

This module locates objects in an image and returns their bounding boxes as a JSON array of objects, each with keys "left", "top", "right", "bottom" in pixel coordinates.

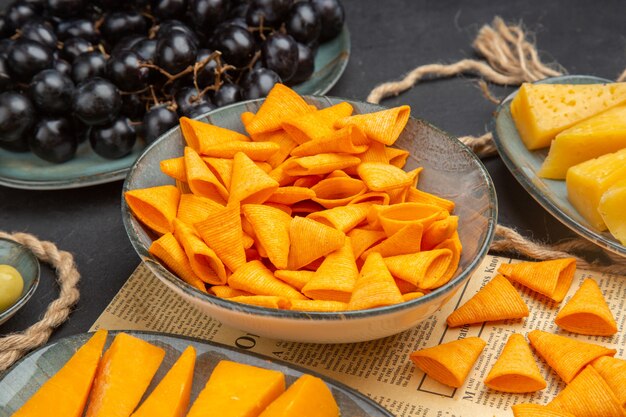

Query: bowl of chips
[{"left": 122, "top": 85, "right": 497, "bottom": 343}]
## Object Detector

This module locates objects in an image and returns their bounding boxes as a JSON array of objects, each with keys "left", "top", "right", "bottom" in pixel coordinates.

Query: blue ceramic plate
[
  {"left": 492, "top": 74, "right": 626, "bottom": 257},
  {"left": 0, "top": 331, "right": 393, "bottom": 417},
  {"left": 0, "top": 238, "right": 40, "bottom": 326},
  {"left": 0, "top": 27, "right": 350, "bottom": 190}
]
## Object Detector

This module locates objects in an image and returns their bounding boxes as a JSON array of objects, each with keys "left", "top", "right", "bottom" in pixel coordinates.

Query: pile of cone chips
[
  {"left": 409, "top": 258, "right": 625, "bottom": 417},
  {"left": 126, "top": 84, "right": 462, "bottom": 312}
]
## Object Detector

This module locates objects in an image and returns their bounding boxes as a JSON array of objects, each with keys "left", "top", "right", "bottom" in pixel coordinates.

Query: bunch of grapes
[{"left": 0, "top": 0, "right": 344, "bottom": 163}]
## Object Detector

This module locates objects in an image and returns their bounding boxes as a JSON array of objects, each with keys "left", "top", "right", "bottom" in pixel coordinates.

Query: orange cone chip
[
  {"left": 308, "top": 202, "right": 372, "bottom": 233},
  {"left": 546, "top": 365, "right": 626, "bottom": 417},
  {"left": 512, "top": 404, "right": 576, "bottom": 417},
  {"left": 184, "top": 147, "right": 228, "bottom": 203},
  {"left": 528, "top": 330, "right": 616, "bottom": 383},
  {"left": 242, "top": 204, "right": 291, "bottom": 269},
  {"left": 210, "top": 286, "right": 252, "bottom": 298},
  {"left": 240, "top": 111, "right": 255, "bottom": 127},
  {"left": 361, "top": 223, "right": 424, "bottom": 260},
  {"left": 421, "top": 216, "right": 459, "bottom": 250},
  {"left": 281, "top": 101, "right": 353, "bottom": 144},
  {"left": 284, "top": 153, "right": 361, "bottom": 176},
  {"left": 265, "top": 202, "right": 292, "bottom": 215},
  {"left": 250, "top": 129, "right": 298, "bottom": 168},
  {"left": 290, "top": 125, "right": 369, "bottom": 157},
  {"left": 302, "top": 238, "right": 358, "bottom": 302},
  {"left": 311, "top": 176, "right": 367, "bottom": 208},
  {"left": 348, "top": 252, "right": 404, "bottom": 310},
  {"left": 433, "top": 232, "right": 462, "bottom": 286},
  {"left": 409, "top": 337, "right": 486, "bottom": 388},
  {"left": 176, "top": 179, "right": 191, "bottom": 194},
  {"left": 227, "top": 295, "right": 292, "bottom": 309},
  {"left": 287, "top": 216, "right": 345, "bottom": 270},
  {"left": 592, "top": 356, "right": 626, "bottom": 408},
  {"left": 229, "top": 152, "right": 279, "bottom": 205},
  {"left": 335, "top": 105, "right": 410, "bottom": 145},
  {"left": 498, "top": 258, "right": 576, "bottom": 303},
  {"left": 201, "top": 157, "right": 233, "bottom": 188},
  {"left": 446, "top": 275, "right": 529, "bottom": 327},
  {"left": 386, "top": 147, "right": 410, "bottom": 168},
  {"left": 383, "top": 249, "right": 453, "bottom": 289},
  {"left": 357, "top": 162, "right": 413, "bottom": 192},
  {"left": 402, "top": 292, "right": 424, "bottom": 302},
  {"left": 407, "top": 187, "right": 455, "bottom": 213},
  {"left": 386, "top": 185, "right": 409, "bottom": 204},
  {"left": 180, "top": 117, "right": 250, "bottom": 153},
  {"left": 195, "top": 202, "right": 247, "bottom": 273},
  {"left": 228, "top": 260, "right": 306, "bottom": 300},
  {"left": 266, "top": 186, "right": 316, "bottom": 205},
  {"left": 274, "top": 270, "right": 314, "bottom": 291},
  {"left": 374, "top": 203, "right": 448, "bottom": 236},
  {"left": 484, "top": 333, "right": 547, "bottom": 393},
  {"left": 555, "top": 278, "right": 618, "bottom": 336},
  {"left": 394, "top": 277, "right": 419, "bottom": 294},
  {"left": 125, "top": 185, "right": 180, "bottom": 235},
  {"left": 290, "top": 200, "right": 324, "bottom": 215},
  {"left": 293, "top": 175, "right": 324, "bottom": 188},
  {"left": 349, "top": 191, "right": 390, "bottom": 205},
  {"left": 268, "top": 158, "right": 299, "bottom": 186},
  {"left": 348, "top": 228, "right": 386, "bottom": 259},
  {"left": 356, "top": 141, "right": 389, "bottom": 164},
  {"left": 289, "top": 299, "right": 348, "bottom": 312},
  {"left": 173, "top": 219, "right": 227, "bottom": 285},
  {"left": 245, "top": 84, "right": 312, "bottom": 135},
  {"left": 160, "top": 157, "right": 187, "bottom": 182},
  {"left": 149, "top": 233, "right": 206, "bottom": 292},
  {"left": 176, "top": 194, "right": 223, "bottom": 225},
  {"left": 200, "top": 140, "right": 280, "bottom": 161}
]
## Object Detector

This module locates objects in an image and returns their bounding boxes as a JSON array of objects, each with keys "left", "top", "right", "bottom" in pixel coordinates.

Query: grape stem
[
  {"left": 248, "top": 15, "right": 269, "bottom": 41},
  {"left": 149, "top": 85, "right": 159, "bottom": 106},
  {"left": 120, "top": 86, "right": 151, "bottom": 96},
  {"left": 236, "top": 50, "right": 262, "bottom": 84}
]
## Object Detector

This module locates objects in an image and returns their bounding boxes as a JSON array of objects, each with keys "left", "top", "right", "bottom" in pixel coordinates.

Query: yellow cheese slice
[
  {"left": 510, "top": 82, "right": 626, "bottom": 150},
  {"left": 186, "top": 360, "right": 285, "bottom": 417},
  {"left": 539, "top": 105, "right": 626, "bottom": 179},
  {"left": 259, "top": 374, "right": 339, "bottom": 417},
  {"left": 566, "top": 148, "right": 626, "bottom": 230},
  {"left": 599, "top": 177, "right": 626, "bottom": 244}
]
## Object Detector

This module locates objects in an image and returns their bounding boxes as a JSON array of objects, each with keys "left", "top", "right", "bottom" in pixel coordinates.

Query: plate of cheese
[
  {"left": 492, "top": 74, "right": 626, "bottom": 257},
  {"left": 0, "top": 330, "right": 393, "bottom": 417}
]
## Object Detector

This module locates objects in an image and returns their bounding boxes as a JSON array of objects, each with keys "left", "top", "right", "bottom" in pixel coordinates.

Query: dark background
[{"left": 1, "top": 0, "right": 624, "bottom": 341}]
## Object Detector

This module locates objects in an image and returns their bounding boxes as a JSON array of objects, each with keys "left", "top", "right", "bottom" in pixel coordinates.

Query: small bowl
[
  {"left": 0, "top": 238, "right": 40, "bottom": 326},
  {"left": 122, "top": 97, "right": 497, "bottom": 343}
]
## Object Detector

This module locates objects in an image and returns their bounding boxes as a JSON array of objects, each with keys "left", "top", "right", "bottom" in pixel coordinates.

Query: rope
[
  {"left": 366, "top": 17, "right": 564, "bottom": 158},
  {"left": 366, "top": 16, "right": 626, "bottom": 271},
  {"left": 492, "top": 225, "right": 626, "bottom": 275},
  {"left": 0, "top": 232, "right": 80, "bottom": 372}
]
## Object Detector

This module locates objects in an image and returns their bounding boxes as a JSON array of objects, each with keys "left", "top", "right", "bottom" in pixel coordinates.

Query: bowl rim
[
  {"left": 122, "top": 96, "right": 498, "bottom": 321},
  {"left": 0, "top": 237, "right": 40, "bottom": 321}
]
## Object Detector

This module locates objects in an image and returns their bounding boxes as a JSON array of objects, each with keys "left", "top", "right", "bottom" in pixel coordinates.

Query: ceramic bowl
[
  {"left": 122, "top": 97, "right": 497, "bottom": 343},
  {"left": 0, "top": 238, "right": 40, "bottom": 326}
]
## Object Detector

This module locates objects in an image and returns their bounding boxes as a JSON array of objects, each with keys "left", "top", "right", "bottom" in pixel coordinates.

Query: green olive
[{"left": 0, "top": 265, "right": 24, "bottom": 312}]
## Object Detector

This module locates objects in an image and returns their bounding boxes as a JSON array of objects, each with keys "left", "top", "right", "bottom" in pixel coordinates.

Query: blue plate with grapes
[{"left": 0, "top": 2, "right": 350, "bottom": 190}]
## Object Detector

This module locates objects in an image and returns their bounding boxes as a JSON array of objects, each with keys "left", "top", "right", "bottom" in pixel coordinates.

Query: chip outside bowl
[
  {"left": 122, "top": 96, "right": 497, "bottom": 343},
  {"left": 0, "top": 238, "right": 40, "bottom": 326}
]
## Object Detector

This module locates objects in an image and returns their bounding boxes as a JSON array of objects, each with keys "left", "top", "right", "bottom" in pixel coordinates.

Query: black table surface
[{"left": 1, "top": 0, "right": 624, "bottom": 342}]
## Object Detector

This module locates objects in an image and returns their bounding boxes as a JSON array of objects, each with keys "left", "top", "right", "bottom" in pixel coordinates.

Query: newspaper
[{"left": 91, "top": 254, "right": 626, "bottom": 417}]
